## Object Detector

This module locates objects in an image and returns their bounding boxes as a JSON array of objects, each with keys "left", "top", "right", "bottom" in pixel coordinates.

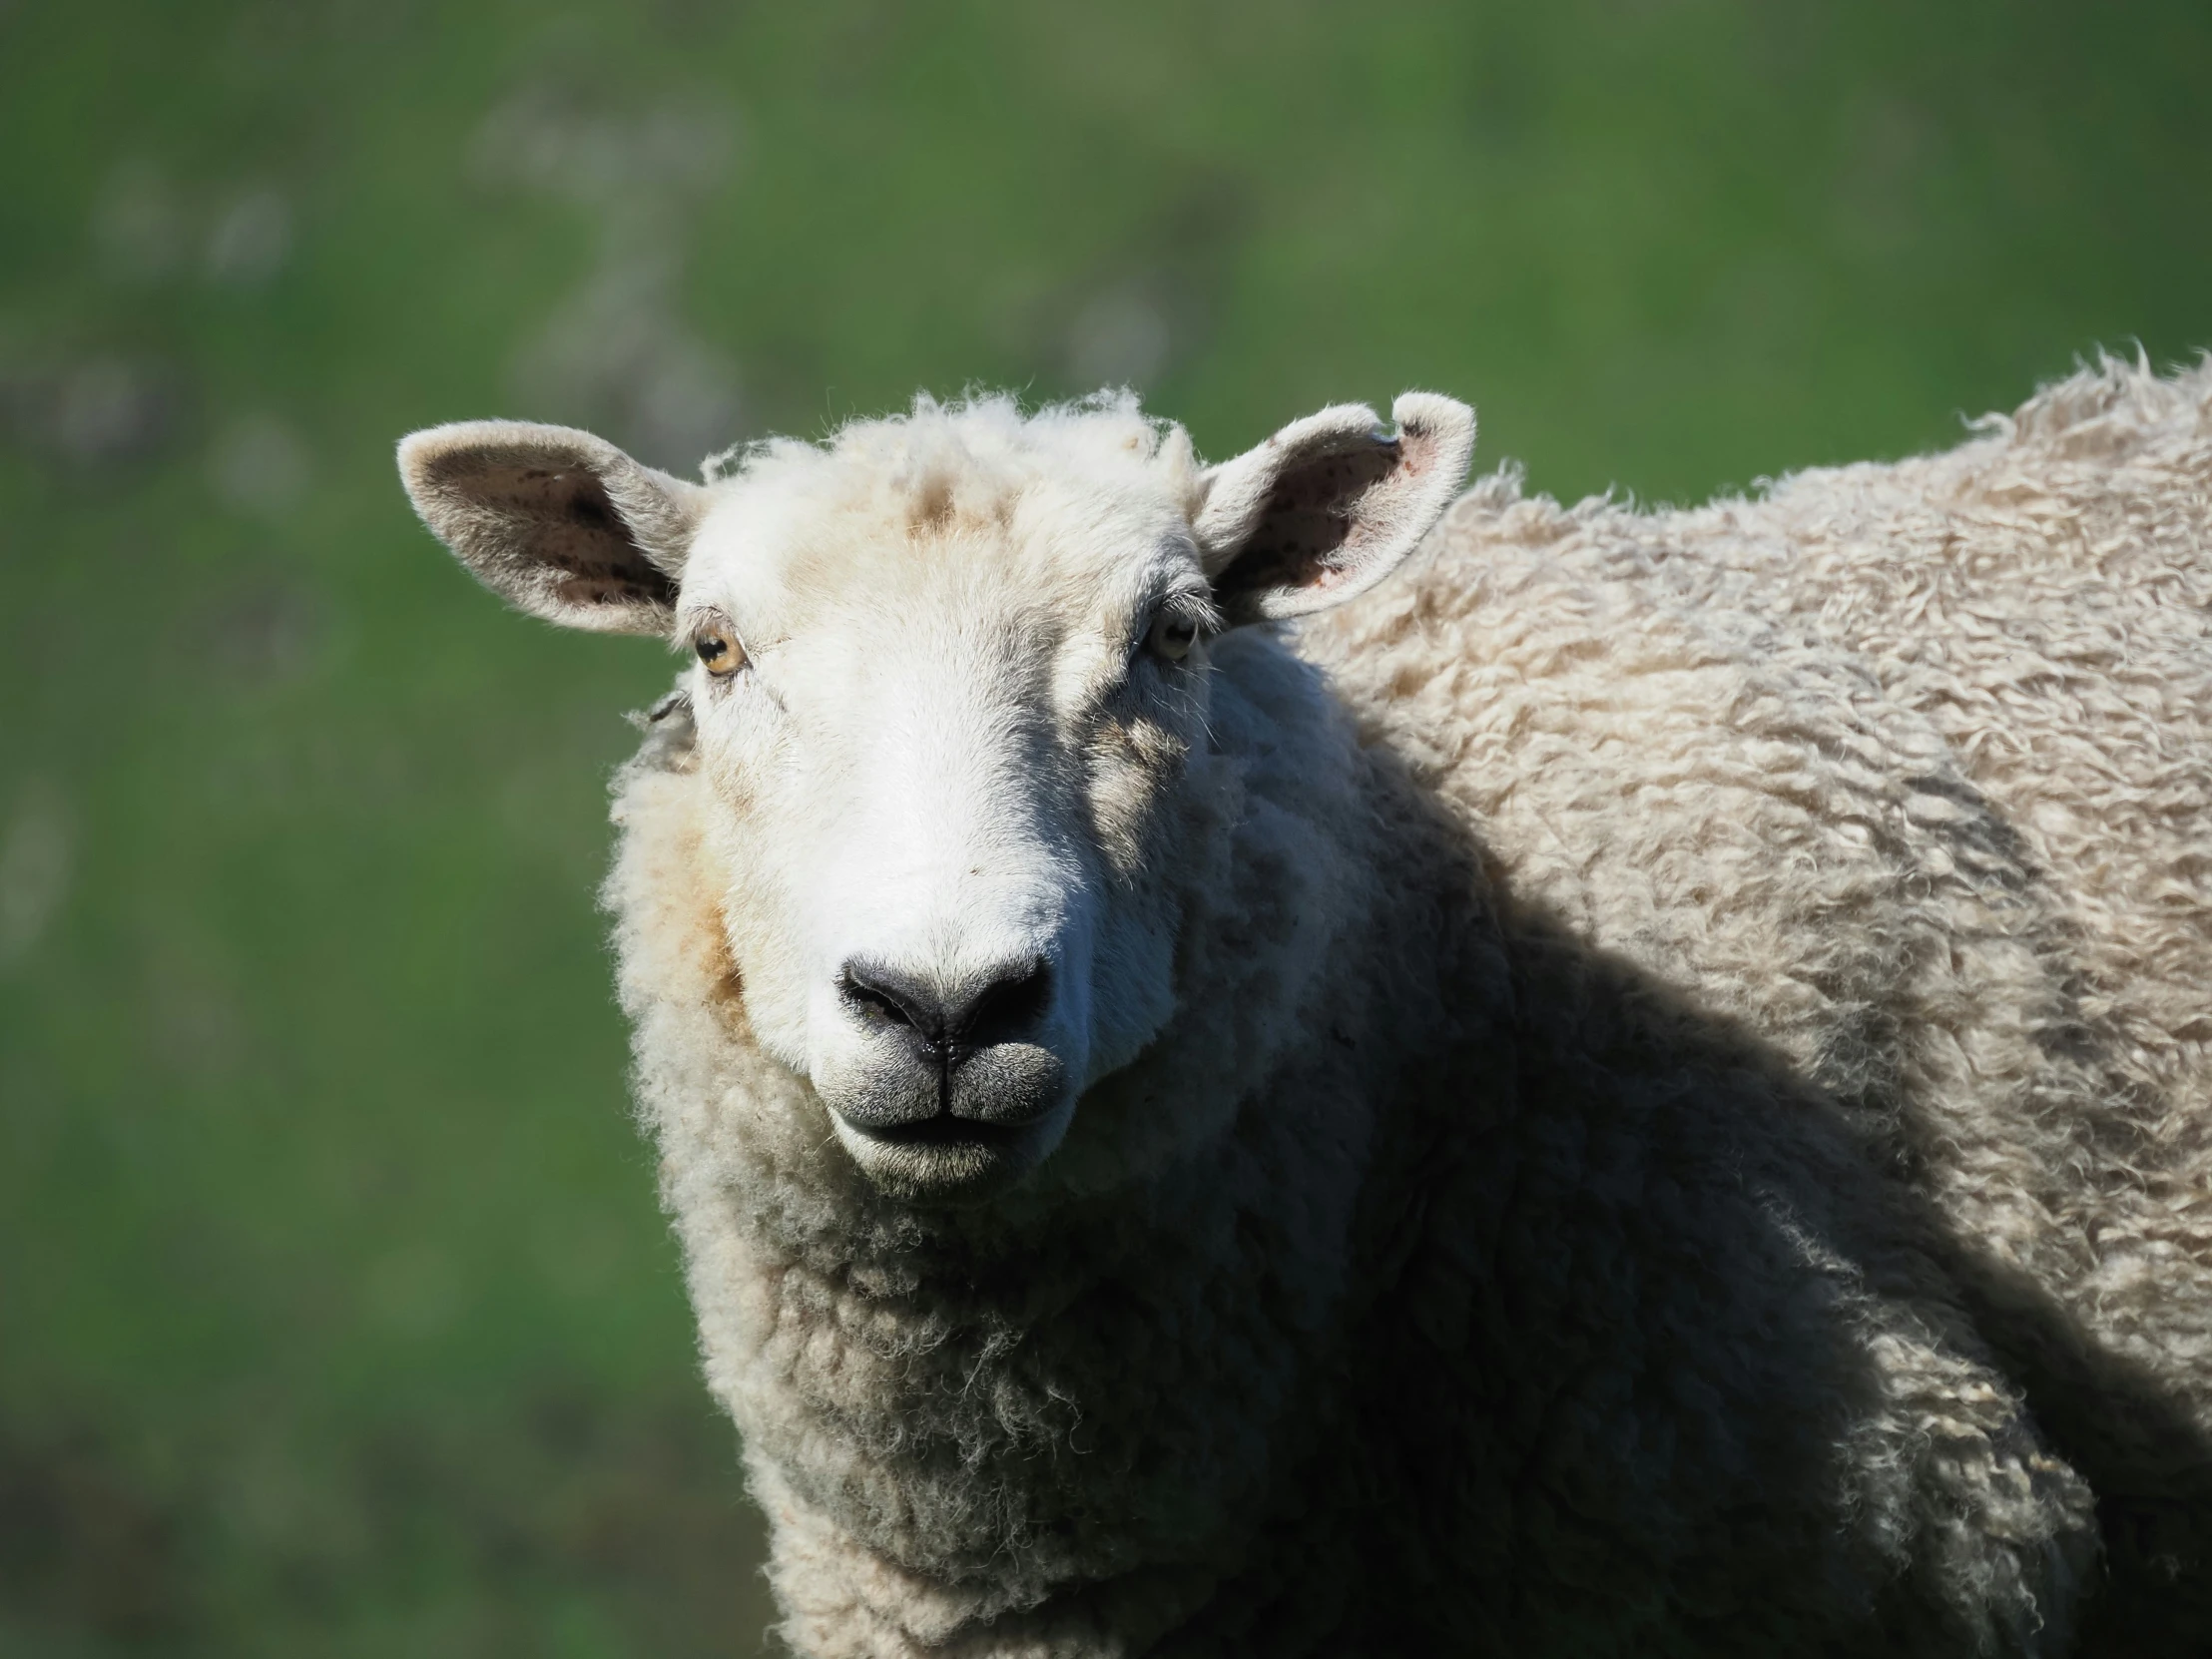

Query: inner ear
[
  {"left": 398, "top": 420, "right": 706, "bottom": 636},
  {"left": 465, "top": 460, "right": 680, "bottom": 613},
  {"left": 1196, "top": 392, "right": 1476, "bottom": 626},
  {"left": 1213, "top": 439, "right": 1402, "bottom": 605}
]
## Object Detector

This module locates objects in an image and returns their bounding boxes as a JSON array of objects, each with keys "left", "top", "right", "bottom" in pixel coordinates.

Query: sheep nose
[{"left": 838, "top": 956, "right": 1052, "bottom": 1063}]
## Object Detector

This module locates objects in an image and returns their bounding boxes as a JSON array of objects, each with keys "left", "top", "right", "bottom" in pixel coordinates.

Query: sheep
[{"left": 395, "top": 356, "right": 2212, "bottom": 1657}]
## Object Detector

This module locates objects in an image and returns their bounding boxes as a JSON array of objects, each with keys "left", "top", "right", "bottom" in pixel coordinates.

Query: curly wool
[{"left": 605, "top": 357, "right": 2211, "bottom": 1656}]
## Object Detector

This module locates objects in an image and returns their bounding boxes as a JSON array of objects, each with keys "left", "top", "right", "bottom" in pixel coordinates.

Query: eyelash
[{"left": 1142, "top": 592, "right": 1215, "bottom": 662}]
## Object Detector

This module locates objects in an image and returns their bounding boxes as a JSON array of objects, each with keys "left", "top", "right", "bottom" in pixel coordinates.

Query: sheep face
[
  {"left": 398, "top": 392, "right": 1473, "bottom": 1202},
  {"left": 675, "top": 460, "right": 1217, "bottom": 1199}
]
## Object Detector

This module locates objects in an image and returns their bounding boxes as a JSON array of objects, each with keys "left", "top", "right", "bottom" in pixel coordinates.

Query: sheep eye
[
  {"left": 694, "top": 625, "right": 744, "bottom": 678},
  {"left": 1147, "top": 610, "right": 1199, "bottom": 663}
]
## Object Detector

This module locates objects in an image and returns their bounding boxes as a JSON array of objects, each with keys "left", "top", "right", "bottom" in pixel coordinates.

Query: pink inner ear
[
  {"left": 450, "top": 461, "right": 678, "bottom": 612},
  {"left": 1220, "top": 439, "right": 1402, "bottom": 598}
]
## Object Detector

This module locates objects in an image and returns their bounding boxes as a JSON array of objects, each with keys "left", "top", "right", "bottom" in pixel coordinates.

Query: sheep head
[{"left": 399, "top": 390, "right": 1473, "bottom": 1202}]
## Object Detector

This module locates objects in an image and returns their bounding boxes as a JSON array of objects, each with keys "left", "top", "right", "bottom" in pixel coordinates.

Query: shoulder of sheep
[{"left": 1309, "top": 355, "right": 2212, "bottom": 1627}]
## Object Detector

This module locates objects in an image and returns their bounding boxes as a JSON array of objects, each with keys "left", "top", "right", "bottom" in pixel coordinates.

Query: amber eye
[
  {"left": 694, "top": 625, "right": 744, "bottom": 678},
  {"left": 1147, "top": 609, "right": 1199, "bottom": 663}
]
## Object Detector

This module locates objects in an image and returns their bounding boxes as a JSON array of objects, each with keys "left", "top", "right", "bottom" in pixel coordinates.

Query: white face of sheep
[{"left": 399, "top": 393, "right": 1472, "bottom": 1201}]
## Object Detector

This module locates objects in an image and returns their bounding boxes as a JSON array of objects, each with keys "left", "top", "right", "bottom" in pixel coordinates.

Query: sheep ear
[
  {"left": 1193, "top": 392, "right": 1475, "bottom": 625},
  {"left": 396, "top": 420, "right": 708, "bottom": 635}
]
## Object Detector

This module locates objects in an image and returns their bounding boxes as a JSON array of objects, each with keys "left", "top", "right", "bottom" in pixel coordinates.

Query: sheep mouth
[
  {"left": 851, "top": 1113, "right": 1037, "bottom": 1150},
  {"left": 828, "top": 1098, "right": 1075, "bottom": 1202}
]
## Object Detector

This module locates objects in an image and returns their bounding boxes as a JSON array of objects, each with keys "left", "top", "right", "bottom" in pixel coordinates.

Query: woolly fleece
[{"left": 601, "top": 359, "right": 2212, "bottom": 1657}]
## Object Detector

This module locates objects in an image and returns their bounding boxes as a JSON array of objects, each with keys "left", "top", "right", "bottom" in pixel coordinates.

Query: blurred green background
[{"left": 2, "top": 1, "right": 2207, "bottom": 1653}]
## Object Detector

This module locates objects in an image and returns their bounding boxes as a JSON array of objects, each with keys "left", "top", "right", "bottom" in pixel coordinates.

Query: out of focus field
[{"left": 2, "top": 3, "right": 2207, "bottom": 1653}]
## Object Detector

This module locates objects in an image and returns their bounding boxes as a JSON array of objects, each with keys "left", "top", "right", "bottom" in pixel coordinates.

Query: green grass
[{"left": 2, "top": 1, "right": 2207, "bottom": 1652}]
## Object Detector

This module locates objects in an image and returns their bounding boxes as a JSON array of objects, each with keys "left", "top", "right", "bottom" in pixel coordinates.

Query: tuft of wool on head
[{"left": 702, "top": 388, "right": 1206, "bottom": 529}]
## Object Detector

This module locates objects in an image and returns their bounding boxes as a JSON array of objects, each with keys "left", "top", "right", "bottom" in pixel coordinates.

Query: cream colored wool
[
  {"left": 1302, "top": 353, "right": 2212, "bottom": 1654},
  {"left": 418, "top": 361, "right": 2209, "bottom": 1657}
]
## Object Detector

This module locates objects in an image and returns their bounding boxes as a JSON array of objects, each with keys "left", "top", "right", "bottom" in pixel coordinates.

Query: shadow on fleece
[
  {"left": 1304, "top": 354, "right": 2212, "bottom": 1654},
  {"left": 1447, "top": 877, "right": 2212, "bottom": 1657},
  {"left": 1303, "top": 726, "right": 2208, "bottom": 1657}
]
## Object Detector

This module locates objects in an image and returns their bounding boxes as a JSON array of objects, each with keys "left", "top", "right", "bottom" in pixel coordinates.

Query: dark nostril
[
  {"left": 838, "top": 956, "right": 1051, "bottom": 1059},
  {"left": 958, "top": 958, "right": 1050, "bottom": 1047},
  {"left": 839, "top": 961, "right": 945, "bottom": 1044}
]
